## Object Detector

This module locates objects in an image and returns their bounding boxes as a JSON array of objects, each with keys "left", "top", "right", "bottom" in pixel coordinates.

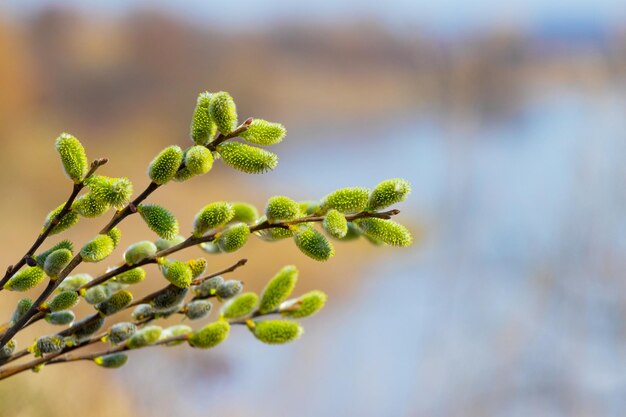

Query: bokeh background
[{"left": 1, "top": 1, "right": 626, "bottom": 416}]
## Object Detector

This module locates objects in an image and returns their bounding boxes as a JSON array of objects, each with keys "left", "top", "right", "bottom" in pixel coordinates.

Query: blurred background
[{"left": 1, "top": 1, "right": 626, "bottom": 416}]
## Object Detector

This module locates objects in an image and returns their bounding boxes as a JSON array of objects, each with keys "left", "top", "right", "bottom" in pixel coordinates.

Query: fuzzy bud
[
  {"left": 193, "top": 276, "right": 224, "bottom": 299},
  {"left": 216, "top": 280, "right": 243, "bottom": 301},
  {"left": 255, "top": 220, "right": 293, "bottom": 242},
  {"left": 148, "top": 146, "right": 184, "bottom": 185},
  {"left": 199, "top": 241, "right": 221, "bottom": 254},
  {"left": 221, "top": 292, "right": 258, "bottom": 319},
  {"left": 173, "top": 167, "right": 195, "bottom": 182},
  {"left": 193, "top": 202, "right": 235, "bottom": 236},
  {"left": 44, "top": 204, "right": 79, "bottom": 235},
  {"left": 161, "top": 325, "right": 193, "bottom": 346},
  {"left": 281, "top": 290, "right": 327, "bottom": 318},
  {"left": 94, "top": 353, "right": 128, "bottom": 369},
  {"left": 58, "top": 274, "right": 92, "bottom": 291},
  {"left": 126, "top": 326, "right": 162, "bottom": 349},
  {"left": 107, "top": 227, "right": 122, "bottom": 248},
  {"left": 86, "top": 176, "right": 133, "bottom": 209},
  {"left": 115, "top": 267, "right": 146, "bottom": 285},
  {"left": 36, "top": 240, "right": 73, "bottom": 268},
  {"left": 240, "top": 119, "right": 286, "bottom": 146},
  {"left": 185, "top": 145, "right": 214, "bottom": 175},
  {"left": 4, "top": 266, "right": 45, "bottom": 292},
  {"left": 161, "top": 261, "right": 193, "bottom": 288},
  {"left": 84, "top": 285, "right": 112, "bottom": 305},
  {"left": 216, "top": 142, "right": 278, "bottom": 174},
  {"left": 131, "top": 304, "right": 154, "bottom": 321},
  {"left": 96, "top": 290, "right": 133, "bottom": 316},
  {"left": 299, "top": 200, "right": 321, "bottom": 216},
  {"left": 322, "top": 209, "right": 348, "bottom": 239},
  {"left": 48, "top": 291, "right": 79, "bottom": 312},
  {"left": 188, "top": 320, "right": 230, "bottom": 349},
  {"left": 216, "top": 223, "right": 250, "bottom": 253},
  {"left": 55, "top": 133, "right": 88, "bottom": 183},
  {"left": 62, "top": 314, "right": 105, "bottom": 341},
  {"left": 265, "top": 196, "right": 300, "bottom": 224},
  {"left": 151, "top": 285, "right": 189, "bottom": 311},
  {"left": 45, "top": 311, "right": 75, "bottom": 326},
  {"left": 43, "top": 248, "right": 72, "bottom": 278},
  {"left": 138, "top": 204, "right": 179, "bottom": 240},
  {"left": 107, "top": 322, "right": 137, "bottom": 345},
  {"left": 124, "top": 241, "right": 157, "bottom": 265},
  {"left": 190, "top": 92, "right": 217, "bottom": 145},
  {"left": 231, "top": 202, "right": 259, "bottom": 224},
  {"left": 185, "top": 300, "right": 213, "bottom": 320},
  {"left": 74, "top": 193, "right": 109, "bottom": 218},
  {"left": 354, "top": 218, "right": 413, "bottom": 247},
  {"left": 209, "top": 91, "right": 238, "bottom": 134},
  {"left": 11, "top": 298, "right": 33, "bottom": 325},
  {"left": 368, "top": 178, "right": 411, "bottom": 210},
  {"left": 155, "top": 235, "right": 185, "bottom": 251},
  {"left": 36, "top": 335, "right": 65, "bottom": 355},
  {"left": 0, "top": 340, "right": 17, "bottom": 360},
  {"left": 187, "top": 258, "right": 207, "bottom": 279},
  {"left": 258, "top": 265, "right": 298, "bottom": 314},
  {"left": 80, "top": 235, "right": 115, "bottom": 263},
  {"left": 338, "top": 223, "right": 362, "bottom": 241},
  {"left": 293, "top": 226, "right": 335, "bottom": 262},
  {"left": 321, "top": 187, "right": 370, "bottom": 214},
  {"left": 250, "top": 320, "right": 303, "bottom": 345}
]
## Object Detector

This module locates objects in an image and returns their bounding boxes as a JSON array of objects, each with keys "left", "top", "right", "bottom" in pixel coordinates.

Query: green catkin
[
  {"left": 185, "top": 300, "right": 213, "bottom": 320},
  {"left": 36, "top": 335, "right": 65, "bottom": 355},
  {"left": 188, "top": 320, "right": 230, "bottom": 349},
  {"left": 161, "top": 261, "right": 193, "bottom": 288},
  {"left": 62, "top": 314, "right": 105, "bottom": 341},
  {"left": 84, "top": 285, "right": 112, "bottom": 305},
  {"left": 239, "top": 119, "right": 286, "bottom": 146},
  {"left": 199, "top": 241, "right": 221, "bottom": 254},
  {"left": 265, "top": 196, "right": 300, "bottom": 223},
  {"left": 74, "top": 193, "right": 109, "bottom": 218},
  {"left": 151, "top": 285, "right": 189, "bottom": 311},
  {"left": 193, "top": 276, "right": 224, "bottom": 298},
  {"left": 209, "top": 91, "right": 238, "bottom": 134},
  {"left": 138, "top": 204, "right": 179, "bottom": 240},
  {"left": 43, "top": 248, "right": 73, "bottom": 278},
  {"left": 80, "top": 235, "right": 115, "bottom": 262},
  {"left": 96, "top": 290, "right": 133, "bottom": 316},
  {"left": 45, "top": 311, "right": 75, "bottom": 326},
  {"left": 48, "top": 291, "right": 79, "bottom": 312},
  {"left": 230, "top": 202, "right": 259, "bottom": 224},
  {"left": 107, "top": 227, "right": 122, "bottom": 248},
  {"left": 216, "top": 280, "right": 243, "bottom": 301},
  {"left": 193, "top": 202, "right": 235, "bottom": 236},
  {"left": 86, "top": 176, "right": 133, "bottom": 209},
  {"left": 115, "top": 267, "right": 146, "bottom": 285},
  {"left": 322, "top": 209, "right": 348, "bottom": 239},
  {"left": 255, "top": 220, "right": 293, "bottom": 242},
  {"left": 338, "top": 222, "right": 362, "bottom": 241},
  {"left": 124, "top": 241, "right": 157, "bottom": 265},
  {"left": 36, "top": 240, "right": 74, "bottom": 268},
  {"left": 161, "top": 325, "right": 193, "bottom": 346},
  {"left": 321, "top": 187, "right": 370, "bottom": 214},
  {"left": 281, "top": 290, "right": 328, "bottom": 318},
  {"left": 155, "top": 235, "right": 186, "bottom": 251},
  {"left": 190, "top": 92, "right": 216, "bottom": 145},
  {"left": 187, "top": 258, "right": 207, "bottom": 279},
  {"left": 353, "top": 218, "right": 413, "bottom": 247},
  {"left": 298, "top": 200, "right": 321, "bottom": 216},
  {"left": 126, "top": 326, "right": 162, "bottom": 349},
  {"left": 174, "top": 166, "right": 195, "bottom": 182},
  {"left": 216, "top": 223, "right": 250, "bottom": 253},
  {"left": 185, "top": 145, "right": 214, "bottom": 175},
  {"left": 250, "top": 320, "right": 303, "bottom": 345},
  {"left": 10, "top": 298, "right": 33, "bottom": 325},
  {"left": 131, "top": 304, "right": 154, "bottom": 321},
  {"left": 108, "top": 322, "right": 137, "bottom": 345},
  {"left": 293, "top": 226, "right": 335, "bottom": 261},
  {"left": 43, "top": 204, "right": 79, "bottom": 235},
  {"left": 57, "top": 274, "right": 92, "bottom": 291},
  {"left": 221, "top": 293, "right": 259, "bottom": 319},
  {"left": 0, "top": 340, "right": 17, "bottom": 360},
  {"left": 367, "top": 178, "right": 412, "bottom": 210},
  {"left": 148, "top": 146, "right": 184, "bottom": 185},
  {"left": 94, "top": 353, "right": 128, "bottom": 369},
  {"left": 216, "top": 142, "right": 278, "bottom": 174},
  {"left": 258, "top": 265, "right": 298, "bottom": 314},
  {"left": 4, "top": 266, "right": 45, "bottom": 292},
  {"left": 55, "top": 133, "right": 88, "bottom": 183}
]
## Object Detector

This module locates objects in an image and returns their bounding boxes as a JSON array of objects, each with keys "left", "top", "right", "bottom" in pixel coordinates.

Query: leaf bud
[
  {"left": 161, "top": 261, "right": 193, "bottom": 288},
  {"left": 107, "top": 322, "right": 137, "bottom": 344},
  {"left": 115, "top": 267, "right": 146, "bottom": 285},
  {"left": 216, "top": 223, "right": 250, "bottom": 253},
  {"left": 293, "top": 226, "right": 335, "bottom": 261},
  {"left": 258, "top": 265, "right": 298, "bottom": 314},
  {"left": 84, "top": 285, "right": 112, "bottom": 305},
  {"left": 185, "top": 145, "right": 214, "bottom": 175},
  {"left": 215, "top": 280, "right": 243, "bottom": 301},
  {"left": 36, "top": 240, "right": 73, "bottom": 268},
  {"left": 74, "top": 193, "right": 110, "bottom": 218},
  {"left": 138, "top": 204, "right": 179, "bottom": 240},
  {"left": 321, "top": 187, "right": 370, "bottom": 214},
  {"left": 126, "top": 326, "right": 162, "bottom": 349},
  {"left": 151, "top": 285, "right": 188, "bottom": 311},
  {"left": 368, "top": 178, "right": 411, "bottom": 210},
  {"left": 96, "top": 290, "right": 133, "bottom": 316},
  {"left": 281, "top": 290, "right": 327, "bottom": 318},
  {"left": 94, "top": 353, "right": 128, "bottom": 369},
  {"left": 250, "top": 320, "right": 303, "bottom": 345},
  {"left": 55, "top": 133, "right": 88, "bottom": 183},
  {"left": 265, "top": 196, "right": 300, "bottom": 223},
  {"left": 48, "top": 291, "right": 79, "bottom": 312},
  {"left": 322, "top": 209, "right": 348, "bottom": 239},
  {"left": 45, "top": 311, "right": 75, "bottom": 326},
  {"left": 190, "top": 91, "right": 217, "bottom": 145},
  {"left": 221, "top": 292, "right": 258, "bottom": 319},
  {"left": 239, "top": 119, "right": 286, "bottom": 146},
  {"left": 209, "top": 91, "right": 237, "bottom": 134},
  {"left": 353, "top": 218, "right": 413, "bottom": 247},
  {"left": 81, "top": 235, "right": 115, "bottom": 263},
  {"left": 185, "top": 300, "right": 213, "bottom": 320},
  {"left": 188, "top": 320, "right": 230, "bottom": 349},
  {"left": 124, "top": 240, "right": 157, "bottom": 265},
  {"left": 43, "top": 248, "right": 73, "bottom": 278},
  {"left": 4, "top": 266, "right": 45, "bottom": 291},
  {"left": 216, "top": 142, "right": 278, "bottom": 174},
  {"left": 193, "top": 202, "right": 235, "bottom": 236},
  {"left": 131, "top": 304, "right": 154, "bottom": 321},
  {"left": 148, "top": 145, "right": 184, "bottom": 185}
]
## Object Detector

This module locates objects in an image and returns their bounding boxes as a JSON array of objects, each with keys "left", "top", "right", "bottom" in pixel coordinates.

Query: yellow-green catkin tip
[
  {"left": 185, "top": 300, "right": 212, "bottom": 320},
  {"left": 80, "top": 234, "right": 115, "bottom": 263},
  {"left": 0, "top": 340, "right": 17, "bottom": 360},
  {"left": 293, "top": 226, "right": 335, "bottom": 262},
  {"left": 36, "top": 335, "right": 65, "bottom": 355},
  {"left": 4, "top": 266, "right": 45, "bottom": 291},
  {"left": 124, "top": 241, "right": 157, "bottom": 265},
  {"left": 187, "top": 258, "right": 207, "bottom": 279},
  {"left": 74, "top": 193, "right": 109, "bottom": 218},
  {"left": 126, "top": 326, "right": 162, "bottom": 349},
  {"left": 188, "top": 320, "right": 230, "bottom": 349},
  {"left": 107, "top": 227, "right": 122, "bottom": 248},
  {"left": 281, "top": 290, "right": 327, "bottom": 318},
  {"left": 115, "top": 267, "right": 146, "bottom": 285},
  {"left": 258, "top": 265, "right": 298, "bottom": 314},
  {"left": 108, "top": 322, "right": 137, "bottom": 344},
  {"left": 190, "top": 92, "right": 217, "bottom": 145},
  {"left": 240, "top": 119, "right": 286, "bottom": 146},
  {"left": 44, "top": 204, "right": 79, "bottom": 235},
  {"left": 216, "top": 142, "right": 278, "bottom": 174},
  {"left": 216, "top": 223, "right": 250, "bottom": 253},
  {"left": 209, "top": 91, "right": 238, "bottom": 134},
  {"left": 58, "top": 273, "right": 92, "bottom": 291},
  {"left": 155, "top": 235, "right": 185, "bottom": 251},
  {"left": 322, "top": 187, "right": 370, "bottom": 214},
  {"left": 161, "top": 325, "right": 193, "bottom": 346},
  {"left": 185, "top": 145, "right": 214, "bottom": 175},
  {"left": 86, "top": 176, "right": 133, "bottom": 209},
  {"left": 216, "top": 280, "right": 243, "bottom": 301},
  {"left": 97, "top": 290, "right": 133, "bottom": 316},
  {"left": 36, "top": 240, "right": 73, "bottom": 268},
  {"left": 148, "top": 145, "right": 184, "bottom": 185},
  {"left": 151, "top": 285, "right": 188, "bottom": 311},
  {"left": 43, "top": 248, "right": 73, "bottom": 278},
  {"left": 251, "top": 320, "right": 303, "bottom": 345},
  {"left": 138, "top": 204, "right": 179, "bottom": 240},
  {"left": 231, "top": 202, "right": 259, "bottom": 224},
  {"left": 322, "top": 209, "right": 348, "bottom": 239},
  {"left": 11, "top": 298, "right": 33, "bottom": 325},
  {"left": 55, "top": 133, "right": 88, "bottom": 183},
  {"left": 354, "top": 218, "right": 413, "bottom": 247},
  {"left": 265, "top": 196, "right": 300, "bottom": 223},
  {"left": 45, "top": 311, "right": 75, "bottom": 326},
  {"left": 48, "top": 291, "right": 79, "bottom": 312},
  {"left": 368, "top": 178, "right": 411, "bottom": 210},
  {"left": 94, "top": 353, "right": 128, "bottom": 369},
  {"left": 221, "top": 292, "right": 259, "bottom": 319},
  {"left": 162, "top": 261, "right": 193, "bottom": 288},
  {"left": 193, "top": 202, "right": 234, "bottom": 236}
]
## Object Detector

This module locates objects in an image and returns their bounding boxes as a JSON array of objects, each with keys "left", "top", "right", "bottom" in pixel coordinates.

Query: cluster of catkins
[{"left": 0, "top": 91, "right": 412, "bottom": 375}]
